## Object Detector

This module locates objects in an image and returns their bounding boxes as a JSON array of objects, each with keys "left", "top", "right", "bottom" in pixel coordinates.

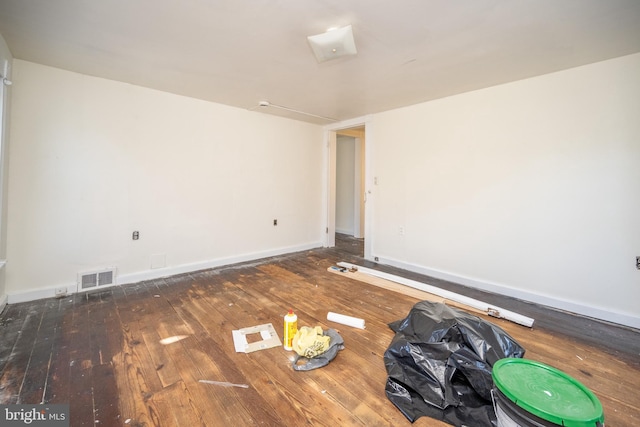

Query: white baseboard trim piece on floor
[
  {"left": 6, "top": 241, "right": 323, "bottom": 305},
  {"left": 337, "top": 262, "right": 534, "bottom": 327},
  {"left": 374, "top": 256, "right": 640, "bottom": 330}
]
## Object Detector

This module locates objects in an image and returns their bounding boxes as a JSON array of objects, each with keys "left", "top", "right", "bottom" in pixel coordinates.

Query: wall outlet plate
[{"left": 55, "top": 287, "right": 67, "bottom": 296}]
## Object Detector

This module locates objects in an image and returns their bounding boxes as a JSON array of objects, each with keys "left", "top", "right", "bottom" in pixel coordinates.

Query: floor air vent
[{"left": 77, "top": 268, "right": 117, "bottom": 292}]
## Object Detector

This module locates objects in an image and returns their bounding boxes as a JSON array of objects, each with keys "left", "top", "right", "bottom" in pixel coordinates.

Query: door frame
[{"left": 322, "top": 115, "right": 373, "bottom": 260}]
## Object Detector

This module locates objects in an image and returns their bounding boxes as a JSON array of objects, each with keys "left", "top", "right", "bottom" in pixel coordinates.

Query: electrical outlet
[
  {"left": 273, "top": 219, "right": 278, "bottom": 226},
  {"left": 132, "top": 231, "right": 139, "bottom": 240},
  {"left": 55, "top": 287, "right": 67, "bottom": 297},
  {"left": 636, "top": 256, "right": 640, "bottom": 270}
]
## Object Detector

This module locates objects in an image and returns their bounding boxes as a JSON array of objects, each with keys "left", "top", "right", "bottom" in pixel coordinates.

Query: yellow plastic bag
[{"left": 292, "top": 326, "right": 331, "bottom": 358}]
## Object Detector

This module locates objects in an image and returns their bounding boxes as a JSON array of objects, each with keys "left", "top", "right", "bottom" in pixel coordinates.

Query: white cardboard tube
[{"left": 327, "top": 312, "right": 366, "bottom": 329}]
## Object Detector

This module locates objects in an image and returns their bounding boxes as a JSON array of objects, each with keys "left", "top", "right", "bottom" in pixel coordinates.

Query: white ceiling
[{"left": 1, "top": 0, "right": 639, "bottom": 124}]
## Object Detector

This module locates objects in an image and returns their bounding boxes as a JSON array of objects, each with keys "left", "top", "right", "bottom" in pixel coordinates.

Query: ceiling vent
[{"left": 77, "top": 267, "right": 117, "bottom": 292}]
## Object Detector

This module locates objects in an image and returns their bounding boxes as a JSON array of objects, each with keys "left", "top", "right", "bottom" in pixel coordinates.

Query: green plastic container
[{"left": 492, "top": 358, "right": 605, "bottom": 427}]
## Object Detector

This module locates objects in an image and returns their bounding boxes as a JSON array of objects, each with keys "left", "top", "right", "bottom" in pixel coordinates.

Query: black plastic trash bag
[{"left": 384, "top": 301, "right": 525, "bottom": 426}]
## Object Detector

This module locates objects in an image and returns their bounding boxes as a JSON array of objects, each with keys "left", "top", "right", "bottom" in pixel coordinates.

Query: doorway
[
  {"left": 323, "top": 117, "right": 372, "bottom": 260},
  {"left": 336, "top": 132, "right": 364, "bottom": 235}
]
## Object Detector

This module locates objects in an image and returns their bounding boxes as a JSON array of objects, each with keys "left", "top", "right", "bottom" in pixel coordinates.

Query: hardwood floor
[{"left": 1, "top": 241, "right": 639, "bottom": 426}]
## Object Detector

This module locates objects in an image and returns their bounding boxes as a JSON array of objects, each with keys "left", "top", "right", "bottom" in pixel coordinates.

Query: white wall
[
  {"left": 336, "top": 135, "right": 355, "bottom": 235},
  {"left": 0, "top": 34, "right": 12, "bottom": 312},
  {"left": 371, "top": 53, "right": 640, "bottom": 328},
  {"left": 5, "top": 54, "right": 640, "bottom": 328},
  {"left": 6, "top": 60, "right": 324, "bottom": 300}
]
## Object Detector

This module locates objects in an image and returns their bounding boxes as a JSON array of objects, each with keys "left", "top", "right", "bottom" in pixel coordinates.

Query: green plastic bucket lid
[{"left": 492, "top": 358, "right": 604, "bottom": 427}]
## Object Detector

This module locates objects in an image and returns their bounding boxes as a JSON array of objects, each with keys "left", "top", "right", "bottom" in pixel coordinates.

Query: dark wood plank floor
[
  {"left": 333, "top": 233, "right": 640, "bottom": 366},
  {"left": 1, "top": 236, "right": 639, "bottom": 426}
]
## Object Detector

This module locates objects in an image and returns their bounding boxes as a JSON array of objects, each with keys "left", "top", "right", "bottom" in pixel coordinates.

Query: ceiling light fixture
[
  {"left": 307, "top": 25, "right": 357, "bottom": 63},
  {"left": 255, "top": 100, "right": 337, "bottom": 122}
]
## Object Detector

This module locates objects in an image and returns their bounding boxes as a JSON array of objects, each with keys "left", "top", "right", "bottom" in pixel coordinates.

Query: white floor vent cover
[{"left": 77, "top": 268, "right": 117, "bottom": 292}]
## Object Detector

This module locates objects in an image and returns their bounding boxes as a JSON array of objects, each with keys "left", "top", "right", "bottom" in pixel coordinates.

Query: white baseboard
[
  {"left": 117, "top": 241, "right": 321, "bottom": 285},
  {"left": 335, "top": 227, "right": 354, "bottom": 236},
  {"left": 7, "top": 286, "right": 67, "bottom": 304},
  {"left": 377, "top": 256, "right": 640, "bottom": 330},
  {"left": 0, "top": 293, "right": 7, "bottom": 314},
  {"left": 7, "top": 241, "right": 322, "bottom": 305}
]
